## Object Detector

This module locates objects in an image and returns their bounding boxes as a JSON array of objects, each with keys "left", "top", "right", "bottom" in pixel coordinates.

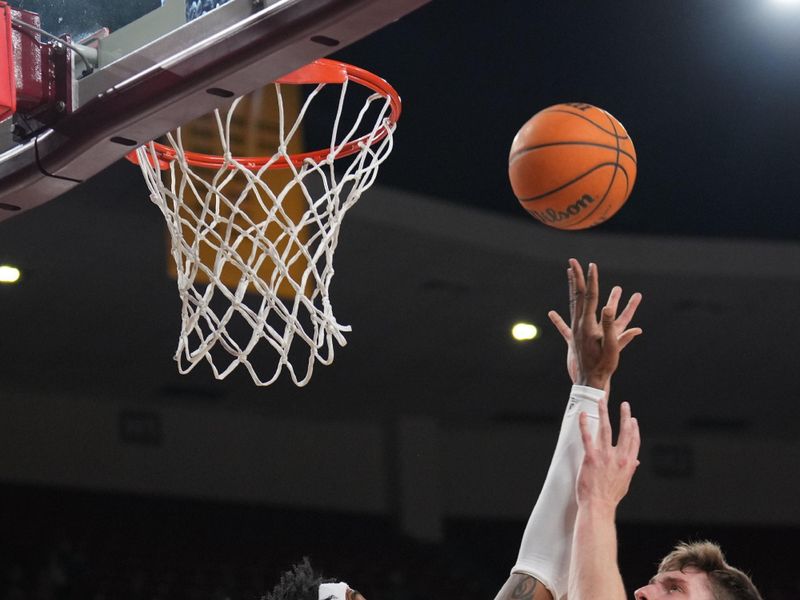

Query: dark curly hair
[{"left": 264, "top": 558, "right": 336, "bottom": 600}]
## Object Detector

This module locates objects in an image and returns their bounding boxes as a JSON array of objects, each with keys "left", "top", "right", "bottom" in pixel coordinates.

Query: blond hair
[{"left": 658, "top": 541, "right": 763, "bottom": 600}]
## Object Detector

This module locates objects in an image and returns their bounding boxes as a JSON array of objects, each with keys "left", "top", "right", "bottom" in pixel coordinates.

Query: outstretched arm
[
  {"left": 568, "top": 396, "right": 641, "bottom": 600},
  {"left": 496, "top": 260, "right": 642, "bottom": 600}
]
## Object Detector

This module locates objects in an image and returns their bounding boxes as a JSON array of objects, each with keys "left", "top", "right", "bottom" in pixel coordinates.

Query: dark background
[
  {"left": 14, "top": 0, "right": 800, "bottom": 241},
  {"left": 2, "top": 484, "right": 797, "bottom": 600},
  {"left": 325, "top": 0, "right": 800, "bottom": 241},
  {"left": 1, "top": 1, "right": 799, "bottom": 599}
]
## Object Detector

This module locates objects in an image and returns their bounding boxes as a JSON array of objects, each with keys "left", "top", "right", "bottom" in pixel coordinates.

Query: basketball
[{"left": 508, "top": 103, "right": 637, "bottom": 230}]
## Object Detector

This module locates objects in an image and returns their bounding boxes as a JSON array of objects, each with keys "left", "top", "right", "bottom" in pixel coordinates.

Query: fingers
[
  {"left": 567, "top": 266, "right": 577, "bottom": 326},
  {"left": 569, "top": 258, "right": 586, "bottom": 328},
  {"left": 601, "top": 305, "right": 616, "bottom": 332},
  {"left": 591, "top": 396, "right": 642, "bottom": 477},
  {"left": 578, "top": 411, "right": 595, "bottom": 454},
  {"left": 615, "top": 291, "right": 643, "bottom": 331},
  {"left": 566, "top": 259, "right": 643, "bottom": 350},
  {"left": 618, "top": 402, "right": 641, "bottom": 466},
  {"left": 548, "top": 310, "right": 572, "bottom": 343},
  {"left": 597, "top": 394, "right": 612, "bottom": 448},
  {"left": 618, "top": 401, "right": 633, "bottom": 448},
  {"left": 605, "top": 285, "right": 622, "bottom": 317},
  {"left": 583, "top": 262, "right": 600, "bottom": 323},
  {"left": 630, "top": 417, "right": 641, "bottom": 462},
  {"left": 618, "top": 327, "right": 643, "bottom": 350},
  {"left": 601, "top": 305, "right": 619, "bottom": 353}
]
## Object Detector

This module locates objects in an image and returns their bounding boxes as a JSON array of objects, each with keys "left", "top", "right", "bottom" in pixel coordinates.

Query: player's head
[
  {"left": 633, "top": 540, "right": 763, "bottom": 600},
  {"left": 264, "top": 558, "right": 366, "bottom": 600}
]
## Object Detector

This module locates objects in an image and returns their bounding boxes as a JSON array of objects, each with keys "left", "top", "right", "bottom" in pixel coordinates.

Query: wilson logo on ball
[{"left": 528, "top": 194, "right": 597, "bottom": 225}]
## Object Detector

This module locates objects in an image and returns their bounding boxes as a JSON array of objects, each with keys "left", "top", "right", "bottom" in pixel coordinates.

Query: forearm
[
  {"left": 568, "top": 501, "right": 627, "bottom": 600},
  {"left": 511, "top": 385, "right": 603, "bottom": 600}
]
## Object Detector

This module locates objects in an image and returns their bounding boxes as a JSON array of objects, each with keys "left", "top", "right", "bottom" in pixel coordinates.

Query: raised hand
[
  {"left": 567, "top": 398, "right": 641, "bottom": 600},
  {"left": 576, "top": 397, "right": 641, "bottom": 510},
  {"left": 548, "top": 259, "right": 642, "bottom": 391}
]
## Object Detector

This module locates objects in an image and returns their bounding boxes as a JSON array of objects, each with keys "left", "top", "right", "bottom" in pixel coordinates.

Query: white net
[{"left": 134, "top": 74, "right": 396, "bottom": 386}]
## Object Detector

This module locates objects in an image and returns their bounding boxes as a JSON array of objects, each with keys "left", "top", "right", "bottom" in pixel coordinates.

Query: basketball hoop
[{"left": 127, "top": 58, "right": 400, "bottom": 386}]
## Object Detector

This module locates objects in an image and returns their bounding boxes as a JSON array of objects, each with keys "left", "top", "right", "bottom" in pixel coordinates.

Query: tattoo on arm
[
  {"left": 511, "top": 578, "right": 538, "bottom": 599},
  {"left": 495, "top": 574, "right": 551, "bottom": 600}
]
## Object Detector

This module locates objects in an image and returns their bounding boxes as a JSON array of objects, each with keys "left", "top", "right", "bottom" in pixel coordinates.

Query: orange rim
[{"left": 126, "top": 58, "right": 401, "bottom": 171}]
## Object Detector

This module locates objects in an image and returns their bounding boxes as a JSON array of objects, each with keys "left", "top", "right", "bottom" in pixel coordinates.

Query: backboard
[{"left": 0, "top": 0, "right": 429, "bottom": 222}]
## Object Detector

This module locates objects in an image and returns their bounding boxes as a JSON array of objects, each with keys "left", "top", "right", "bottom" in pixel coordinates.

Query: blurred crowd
[{"left": 1, "top": 483, "right": 798, "bottom": 600}]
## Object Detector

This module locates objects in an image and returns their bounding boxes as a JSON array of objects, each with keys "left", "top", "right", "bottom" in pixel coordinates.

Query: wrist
[
  {"left": 578, "top": 497, "right": 618, "bottom": 520},
  {"left": 577, "top": 374, "right": 609, "bottom": 390}
]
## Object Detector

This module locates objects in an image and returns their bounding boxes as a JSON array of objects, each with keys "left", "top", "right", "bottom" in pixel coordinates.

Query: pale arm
[
  {"left": 570, "top": 502, "right": 624, "bottom": 600},
  {"left": 568, "top": 397, "right": 641, "bottom": 600}
]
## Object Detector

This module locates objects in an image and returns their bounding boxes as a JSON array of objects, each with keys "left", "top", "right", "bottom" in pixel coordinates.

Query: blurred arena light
[
  {"left": 511, "top": 322, "right": 538, "bottom": 341},
  {"left": 0, "top": 265, "right": 21, "bottom": 283}
]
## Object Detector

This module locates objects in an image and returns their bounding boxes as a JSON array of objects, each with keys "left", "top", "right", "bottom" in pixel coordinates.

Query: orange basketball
[{"left": 508, "top": 103, "right": 637, "bottom": 230}]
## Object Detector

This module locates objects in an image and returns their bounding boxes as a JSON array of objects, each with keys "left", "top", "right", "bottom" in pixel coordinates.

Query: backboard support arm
[{"left": 0, "top": 0, "right": 429, "bottom": 223}]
